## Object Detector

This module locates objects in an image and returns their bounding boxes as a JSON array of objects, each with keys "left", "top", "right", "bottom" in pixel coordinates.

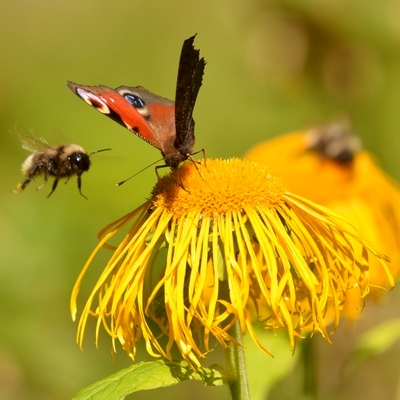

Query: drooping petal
[{"left": 71, "top": 158, "right": 391, "bottom": 367}]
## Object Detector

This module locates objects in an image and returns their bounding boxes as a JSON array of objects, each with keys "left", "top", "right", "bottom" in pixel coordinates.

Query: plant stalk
[{"left": 220, "top": 280, "right": 250, "bottom": 400}]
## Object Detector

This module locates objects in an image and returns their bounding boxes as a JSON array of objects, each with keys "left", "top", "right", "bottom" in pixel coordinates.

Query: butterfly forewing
[
  {"left": 174, "top": 35, "right": 206, "bottom": 152},
  {"left": 67, "top": 82, "right": 175, "bottom": 151},
  {"left": 114, "top": 86, "right": 175, "bottom": 150},
  {"left": 67, "top": 35, "right": 205, "bottom": 171}
]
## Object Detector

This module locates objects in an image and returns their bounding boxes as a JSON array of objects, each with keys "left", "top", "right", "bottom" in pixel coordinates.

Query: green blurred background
[{"left": 1, "top": 1, "right": 400, "bottom": 399}]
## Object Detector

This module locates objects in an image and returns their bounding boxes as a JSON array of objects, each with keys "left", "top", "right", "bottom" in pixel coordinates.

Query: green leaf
[
  {"left": 354, "top": 318, "right": 400, "bottom": 357},
  {"left": 73, "top": 360, "right": 225, "bottom": 400},
  {"left": 345, "top": 318, "right": 400, "bottom": 374}
]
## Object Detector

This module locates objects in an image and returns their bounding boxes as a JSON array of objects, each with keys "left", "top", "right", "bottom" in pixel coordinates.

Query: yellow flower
[
  {"left": 245, "top": 124, "right": 400, "bottom": 319},
  {"left": 71, "top": 158, "right": 391, "bottom": 367}
]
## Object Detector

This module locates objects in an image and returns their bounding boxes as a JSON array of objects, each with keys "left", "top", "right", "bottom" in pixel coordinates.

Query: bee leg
[
  {"left": 64, "top": 173, "right": 71, "bottom": 185},
  {"left": 64, "top": 157, "right": 73, "bottom": 185},
  {"left": 47, "top": 178, "right": 59, "bottom": 198},
  {"left": 36, "top": 168, "right": 49, "bottom": 191},
  {"left": 14, "top": 163, "right": 42, "bottom": 193},
  {"left": 13, "top": 178, "right": 31, "bottom": 194},
  {"left": 77, "top": 175, "right": 88, "bottom": 200}
]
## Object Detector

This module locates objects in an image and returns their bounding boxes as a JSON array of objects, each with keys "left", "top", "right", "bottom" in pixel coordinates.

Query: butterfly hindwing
[{"left": 67, "top": 35, "right": 205, "bottom": 169}]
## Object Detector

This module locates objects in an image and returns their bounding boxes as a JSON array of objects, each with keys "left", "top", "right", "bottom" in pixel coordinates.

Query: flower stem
[
  {"left": 220, "top": 280, "right": 251, "bottom": 400},
  {"left": 301, "top": 336, "right": 318, "bottom": 399}
]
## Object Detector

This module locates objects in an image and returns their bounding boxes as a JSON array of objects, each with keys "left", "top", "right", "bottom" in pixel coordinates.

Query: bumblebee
[{"left": 14, "top": 131, "right": 110, "bottom": 198}]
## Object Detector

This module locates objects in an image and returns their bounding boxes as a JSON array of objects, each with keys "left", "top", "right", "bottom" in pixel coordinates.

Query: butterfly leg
[
  {"left": 155, "top": 164, "right": 169, "bottom": 181},
  {"left": 190, "top": 148, "right": 207, "bottom": 167},
  {"left": 155, "top": 164, "right": 189, "bottom": 192},
  {"left": 188, "top": 148, "right": 207, "bottom": 180}
]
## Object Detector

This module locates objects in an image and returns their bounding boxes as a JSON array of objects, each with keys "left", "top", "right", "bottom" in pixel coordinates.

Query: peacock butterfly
[{"left": 67, "top": 35, "right": 205, "bottom": 174}]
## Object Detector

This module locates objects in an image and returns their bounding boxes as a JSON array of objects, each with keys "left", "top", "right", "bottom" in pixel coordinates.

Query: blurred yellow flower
[
  {"left": 71, "top": 158, "right": 391, "bottom": 367},
  {"left": 245, "top": 124, "right": 400, "bottom": 319}
]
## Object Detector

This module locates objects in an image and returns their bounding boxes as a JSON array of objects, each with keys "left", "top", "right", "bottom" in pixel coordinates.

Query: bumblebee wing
[{"left": 14, "top": 127, "right": 54, "bottom": 152}]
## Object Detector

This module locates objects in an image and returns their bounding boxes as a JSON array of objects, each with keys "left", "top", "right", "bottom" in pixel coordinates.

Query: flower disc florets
[{"left": 71, "top": 158, "right": 391, "bottom": 368}]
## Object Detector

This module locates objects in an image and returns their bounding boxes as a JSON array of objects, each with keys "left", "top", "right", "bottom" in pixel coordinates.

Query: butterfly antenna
[
  {"left": 89, "top": 148, "right": 112, "bottom": 156},
  {"left": 116, "top": 158, "right": 164, "bottom": 187}
]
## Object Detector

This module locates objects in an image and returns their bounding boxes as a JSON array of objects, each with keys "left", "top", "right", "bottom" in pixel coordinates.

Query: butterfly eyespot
[
  {"left": 124, "top": 94, "right": 146, "bottom": 108},
  {"left": 68, "top": 35, "right": 205, "bottom": 171}
]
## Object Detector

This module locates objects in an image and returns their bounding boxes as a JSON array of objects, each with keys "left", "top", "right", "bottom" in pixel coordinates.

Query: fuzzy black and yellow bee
[{"left": 14, "top": 130, "right": 110, "bottom": 198}]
